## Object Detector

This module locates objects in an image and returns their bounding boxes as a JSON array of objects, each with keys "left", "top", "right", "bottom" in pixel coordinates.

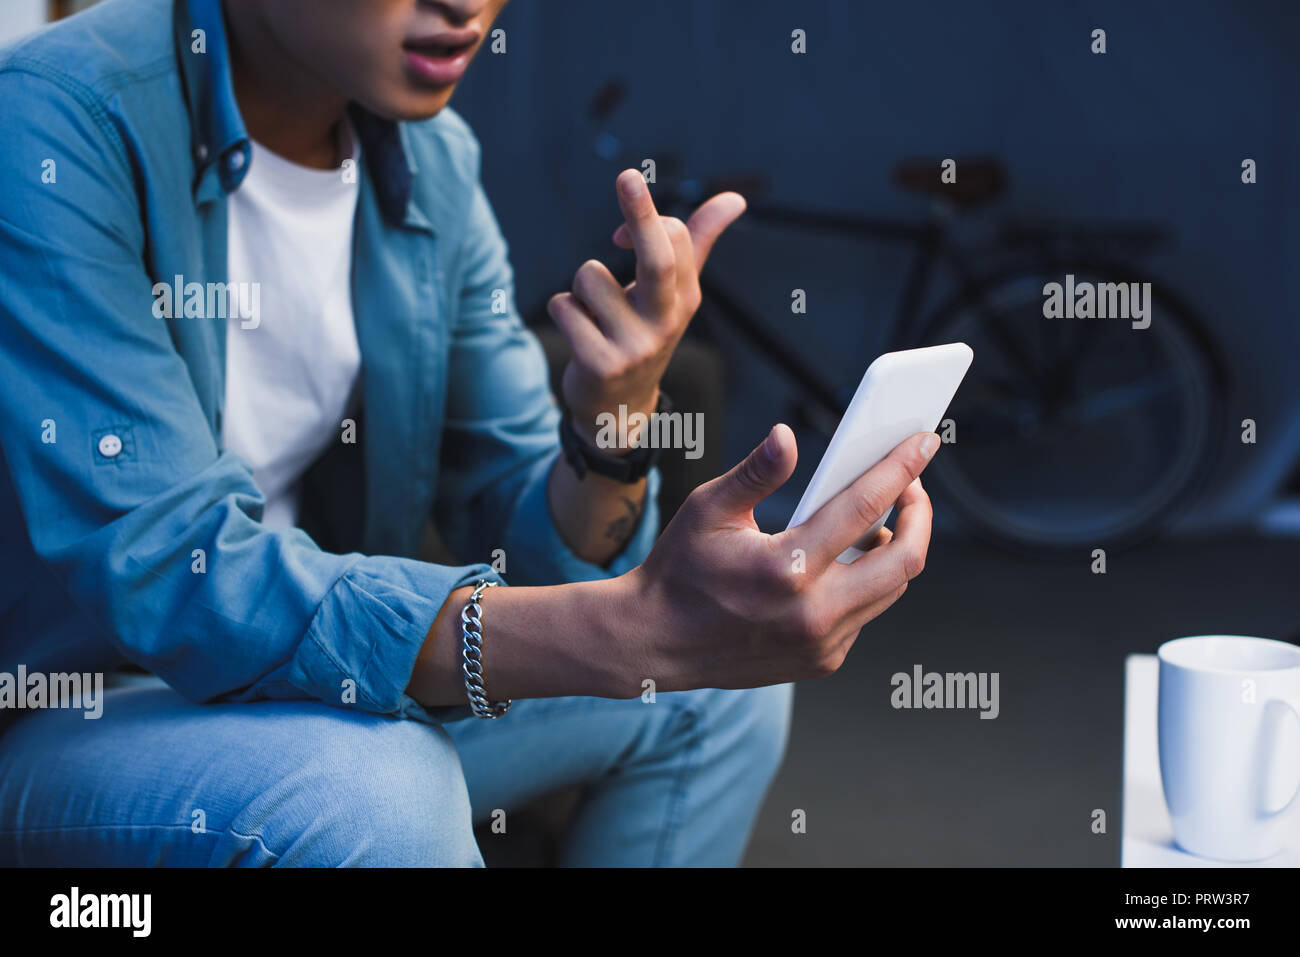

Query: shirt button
[
  {"left": 97, "top": 433, "right": 123, "bottom": 458},
  {"left": 196, "top": 144, "right": 209, "bottom": 163},
  {"left": 226, "top": 151, "right": 246, "bottom": 173}
]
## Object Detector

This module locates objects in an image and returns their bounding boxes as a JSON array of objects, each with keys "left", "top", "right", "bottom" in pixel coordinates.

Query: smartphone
[{"left": 785, "top": 343, "right": 974, "bottom": 564}]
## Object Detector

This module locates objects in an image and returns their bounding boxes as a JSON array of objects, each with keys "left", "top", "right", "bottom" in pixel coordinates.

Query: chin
[{"left": 367, "top": 87, "right": 456, "bottom": 122}]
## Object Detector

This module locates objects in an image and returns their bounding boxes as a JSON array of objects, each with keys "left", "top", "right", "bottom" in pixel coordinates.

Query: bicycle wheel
[{"left": 914, "top": 260, "right": 1224, "bottom": 553}]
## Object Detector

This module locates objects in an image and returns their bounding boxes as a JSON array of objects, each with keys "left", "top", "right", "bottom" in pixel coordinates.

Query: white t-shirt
[{"left": 222, "top": 124, "right": 362, "bottom": 529}]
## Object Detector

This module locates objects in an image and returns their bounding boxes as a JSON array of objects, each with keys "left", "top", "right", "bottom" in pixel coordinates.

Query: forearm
[
  {"left": 544, "top": 385, "right": 658, "bottom": 566},
  {"left": 546, "top": 455, "right": 648, "bottom": 566},
  {"left": 407, "top": 574, "right": 649, "bottom": 706},
  {"left": 407, "top": 429, "right": 941, "bottom": 711}
]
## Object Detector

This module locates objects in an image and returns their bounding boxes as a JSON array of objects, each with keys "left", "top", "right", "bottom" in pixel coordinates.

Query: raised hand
[{"left": 548, "top": 169, "right": 746, "bottom": 447}]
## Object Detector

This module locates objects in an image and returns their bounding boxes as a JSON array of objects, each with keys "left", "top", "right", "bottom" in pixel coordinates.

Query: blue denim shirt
[{"left": 0, "top": 0, "right": 658, "bottom": 724}]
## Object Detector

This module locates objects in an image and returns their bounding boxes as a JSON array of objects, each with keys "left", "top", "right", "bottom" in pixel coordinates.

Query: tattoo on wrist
[{"left": 604, "top": 496, "right": 641, "bottom": 542}]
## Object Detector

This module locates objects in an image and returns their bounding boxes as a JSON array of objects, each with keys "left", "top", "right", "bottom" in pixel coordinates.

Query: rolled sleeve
[{"left": 251, "top": 555, "right": 500, "bottom": 724}]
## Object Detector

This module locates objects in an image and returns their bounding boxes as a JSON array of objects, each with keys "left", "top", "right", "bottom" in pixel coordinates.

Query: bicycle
[{"left": 531, "top": 79, "right": 1227, "bottom": 554}]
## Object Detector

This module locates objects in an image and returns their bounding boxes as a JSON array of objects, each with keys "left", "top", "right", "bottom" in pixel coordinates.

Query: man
[{"left": 0, "top": 0, "right": 937, "bottom": 866}]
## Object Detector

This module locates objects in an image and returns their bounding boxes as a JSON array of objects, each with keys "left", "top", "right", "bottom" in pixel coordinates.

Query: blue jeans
[{"left": 0, "top": 675, "right": 791, "bottom": 867}]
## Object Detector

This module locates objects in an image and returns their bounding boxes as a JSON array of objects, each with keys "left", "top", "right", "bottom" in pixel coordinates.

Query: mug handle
[{"left": 1262, "top": 694, "right": 1300, "bottom": 821}]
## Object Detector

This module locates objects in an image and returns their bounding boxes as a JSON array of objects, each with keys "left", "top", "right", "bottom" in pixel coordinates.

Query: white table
[{"left": 1122, "top": 654, "right": 1300, "bottom": 867}]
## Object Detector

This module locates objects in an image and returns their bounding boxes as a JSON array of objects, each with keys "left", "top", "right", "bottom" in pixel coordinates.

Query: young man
[{"left": 0, "top": 0, "right": 938, "bottom": 866}]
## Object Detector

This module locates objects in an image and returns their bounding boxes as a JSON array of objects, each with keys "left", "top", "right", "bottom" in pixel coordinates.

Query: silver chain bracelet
[{"left": 461, "top": 579, "right": 510, "bottom": 719}]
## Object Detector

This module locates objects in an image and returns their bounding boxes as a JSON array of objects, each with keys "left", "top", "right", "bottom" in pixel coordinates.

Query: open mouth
[
  {"left": 402, "top": 31, "right": 479, "bottom": 87},
  {"left": 407, "top": 41, "right": 473, "bottom": 58}
]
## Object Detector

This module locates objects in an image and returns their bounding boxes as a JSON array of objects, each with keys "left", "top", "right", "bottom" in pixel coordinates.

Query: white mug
[{"left": 1158, "top": 635, "right": 1300, "bottom": 861}]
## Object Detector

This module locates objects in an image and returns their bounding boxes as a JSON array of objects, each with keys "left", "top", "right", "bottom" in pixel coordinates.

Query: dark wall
[{"left": 454, "top": 0, "right": 1300, "bottom": 529}]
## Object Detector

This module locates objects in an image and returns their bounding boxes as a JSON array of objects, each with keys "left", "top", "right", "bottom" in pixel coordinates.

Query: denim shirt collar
[{"left": 174, "top": 0, "right": 428, "bottom": 229}]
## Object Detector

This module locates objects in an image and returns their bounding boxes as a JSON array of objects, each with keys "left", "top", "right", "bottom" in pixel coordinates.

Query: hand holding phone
[{"left": 630, "top": 416, "right": 942, "bottom": 691}]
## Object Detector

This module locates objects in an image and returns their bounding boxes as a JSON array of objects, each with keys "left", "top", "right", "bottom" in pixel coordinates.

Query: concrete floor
[{"left": 742, "top": 532, "right": 1300, "bottom": 866}]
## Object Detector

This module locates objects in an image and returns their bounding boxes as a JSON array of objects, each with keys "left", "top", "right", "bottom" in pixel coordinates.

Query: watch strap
[{"left": 560, "top": 391, "right": 673, "bottom": 483}]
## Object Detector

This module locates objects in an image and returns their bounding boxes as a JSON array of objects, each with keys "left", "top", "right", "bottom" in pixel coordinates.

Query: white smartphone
[{"left": 786, "top": 343, "right": 974, "bottom": 564}]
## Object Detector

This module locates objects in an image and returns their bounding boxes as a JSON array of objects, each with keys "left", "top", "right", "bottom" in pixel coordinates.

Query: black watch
[{"left": 559, "top": 391, "right": 673, "bottom": 483}]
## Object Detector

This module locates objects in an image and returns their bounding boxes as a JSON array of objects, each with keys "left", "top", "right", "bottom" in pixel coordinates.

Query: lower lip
[{"left": 402, "top": 47, "right": 473, "bottom": 86}]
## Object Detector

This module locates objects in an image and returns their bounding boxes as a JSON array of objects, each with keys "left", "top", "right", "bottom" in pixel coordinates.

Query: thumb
[
  {"left": 700, "top": 423, "right": 797, "bottom": 516},
  {"left": 612, "top": 191, "right": 746, "bottom": 269},
  {"left": 685, "top": 191, "right": 746, "bottom": 270}
]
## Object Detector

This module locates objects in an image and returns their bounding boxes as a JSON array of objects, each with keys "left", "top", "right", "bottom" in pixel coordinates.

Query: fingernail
[{"left": 920, "top": 433, "right": 940, "bottom": 459}]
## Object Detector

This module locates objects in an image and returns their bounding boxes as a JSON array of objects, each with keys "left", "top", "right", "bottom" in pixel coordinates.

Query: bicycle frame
[{"left": 694, "top": 200, "right": 982, "bottom": 423}]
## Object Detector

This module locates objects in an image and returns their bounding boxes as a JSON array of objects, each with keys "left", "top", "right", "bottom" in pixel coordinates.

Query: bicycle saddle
[{"left": 892, "top": 156, "right": 1005, "bottom": 209}]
